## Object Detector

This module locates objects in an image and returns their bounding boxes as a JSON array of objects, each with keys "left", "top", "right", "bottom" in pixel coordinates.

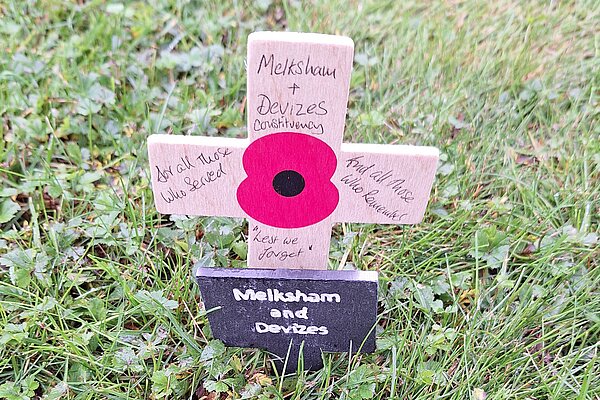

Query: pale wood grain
[
  {"left": 245, "top": 32, "right": 354, "bottom": 269},
  {"left": 147, "top": 32, "right": 439, "bottom": 270},
  {"left": 333, "top": 144, "right": 439, "bottom": 224},
  {"left": 148, "top": 135, "right": 247, "bottom": 217},
  {"left": 247, "top": 220, "right": 334, "bottom": 270},
  {"left": 247, "top": 31, "right": 354, "bottom": 150}
]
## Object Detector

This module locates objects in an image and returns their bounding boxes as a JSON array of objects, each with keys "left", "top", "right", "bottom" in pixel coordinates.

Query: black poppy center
[{"left": 272, "top": 170, "right": 305, "bottom": 197}]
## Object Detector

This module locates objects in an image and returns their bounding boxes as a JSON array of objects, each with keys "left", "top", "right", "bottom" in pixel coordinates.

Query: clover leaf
[{"left": 0, "top": 199, "right": 19, "bottom": 224}]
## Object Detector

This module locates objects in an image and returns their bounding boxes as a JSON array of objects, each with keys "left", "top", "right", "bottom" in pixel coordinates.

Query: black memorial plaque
[{"left": 195, "top": 267, "right": 378, "bottom": 372}]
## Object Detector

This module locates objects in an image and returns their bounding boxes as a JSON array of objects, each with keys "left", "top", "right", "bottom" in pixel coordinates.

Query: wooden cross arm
[
  {"left": 148, "top": 135, "right": 438, "bottom": 225},
  {"left": 333, "top": 143, "right": 439, "bottom": 224},
  {"left": 147, "top": 135, "right": 247, "bottom": 217}
]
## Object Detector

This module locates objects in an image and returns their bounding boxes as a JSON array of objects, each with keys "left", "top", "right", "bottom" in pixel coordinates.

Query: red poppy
[{"left": 237, "top": 132, "right": 339, "bottom": 228}]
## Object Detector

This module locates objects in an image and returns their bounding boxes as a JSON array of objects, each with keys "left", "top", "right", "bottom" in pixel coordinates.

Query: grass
[{"left": 0, "top": 0, "right": 598, "bottom": 398}]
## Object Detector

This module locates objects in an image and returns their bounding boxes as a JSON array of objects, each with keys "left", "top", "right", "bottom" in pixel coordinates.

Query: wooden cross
[{"left": 148, "top": 32, "right": 438, "bottom": 270}]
